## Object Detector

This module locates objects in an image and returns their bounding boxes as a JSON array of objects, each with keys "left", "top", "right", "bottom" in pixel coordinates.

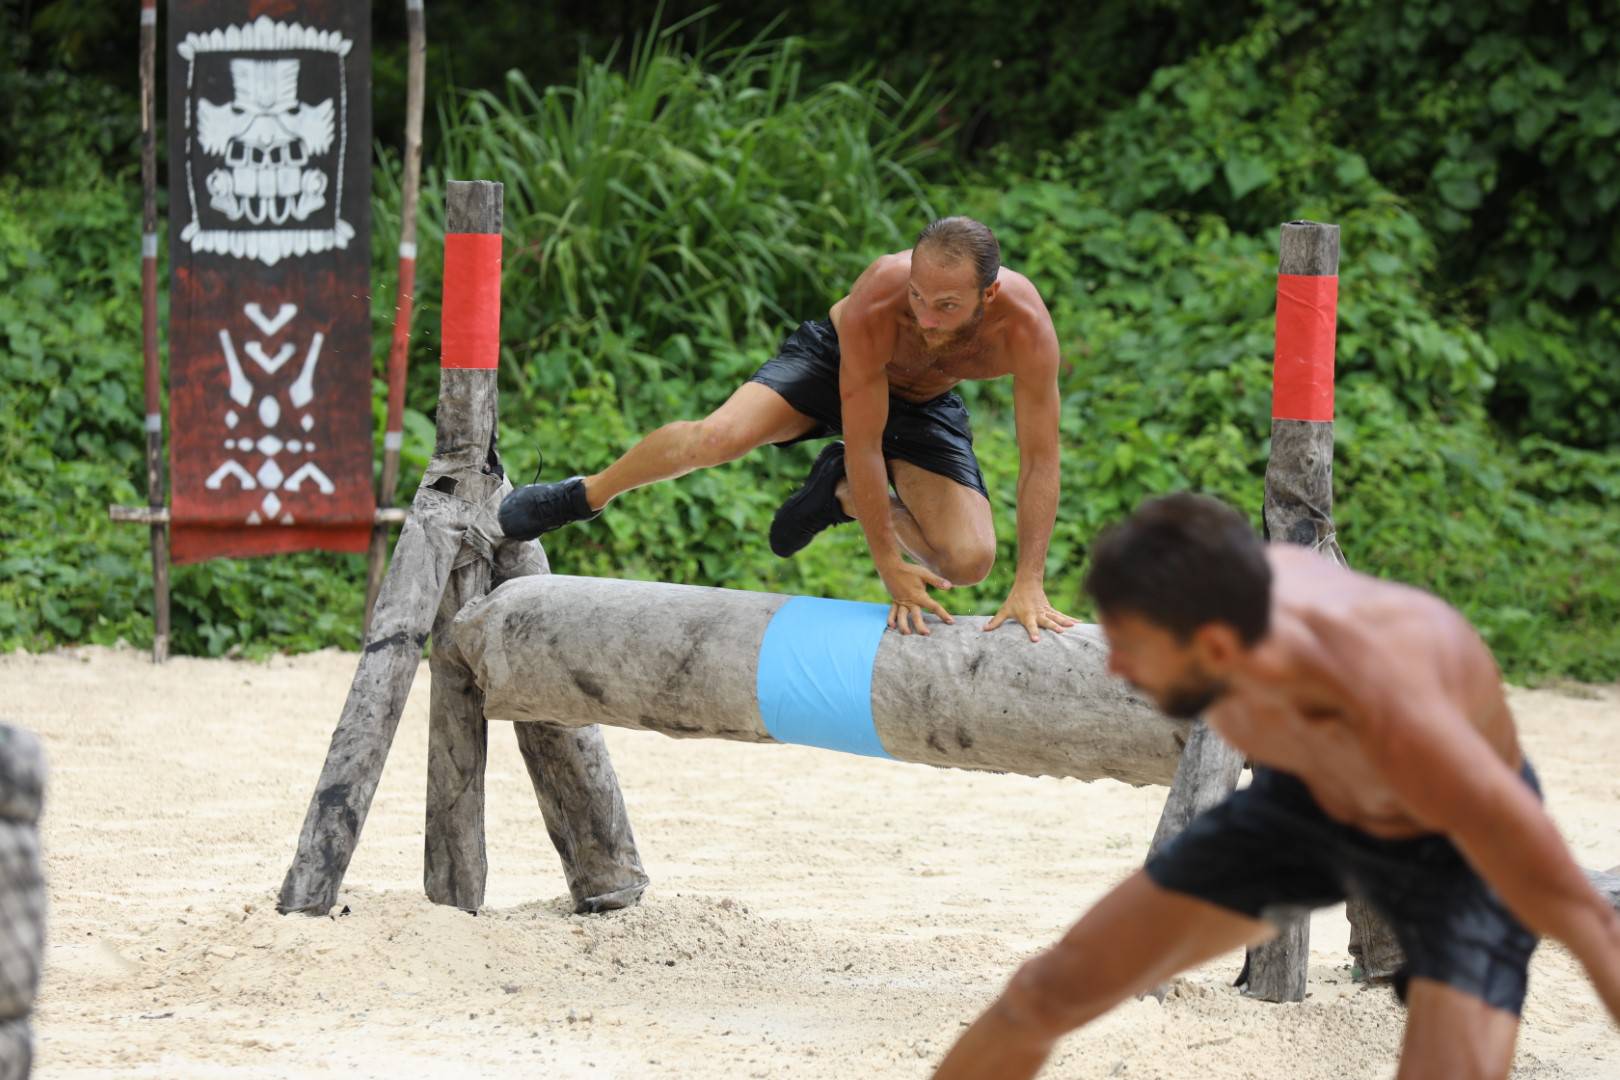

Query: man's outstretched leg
[
  {"left": 933, "top": 870, "right": 1271, "bottom": 1080},
  {"left": 499, "top": 382, "right": 817, "bottom": 540}
]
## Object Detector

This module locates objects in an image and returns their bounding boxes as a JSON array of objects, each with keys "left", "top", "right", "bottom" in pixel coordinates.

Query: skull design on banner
[
  {"left": 199, "top": 59, "right": 335, "bottom": 228},
  {"left": 177, "top": 17, "right": 355, "bottom": 266}
]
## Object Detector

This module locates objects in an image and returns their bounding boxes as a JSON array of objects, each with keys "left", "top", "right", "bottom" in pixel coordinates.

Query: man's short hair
[
  {"left": 915, "top": 216, "right": 1000, "bottom": 291},
  {"left": 1083, "top": 492, "right": 1272, "bottom": 645}
]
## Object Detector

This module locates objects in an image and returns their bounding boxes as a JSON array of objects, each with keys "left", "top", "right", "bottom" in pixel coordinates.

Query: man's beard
[
  {"left": 1157, "top": 676, "right": 1226, "bottom": 720},
  {"left": 921, "top": 299, "right": 985, "bottom": 351}
]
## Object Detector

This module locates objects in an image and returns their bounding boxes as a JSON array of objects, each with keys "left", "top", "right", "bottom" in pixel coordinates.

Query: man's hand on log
[
  {"left": 986, "top": 580, "right": 1076, "bottom": 643},
  {"left": 879, "top": 559, "right": 954, "bottom": 636}
]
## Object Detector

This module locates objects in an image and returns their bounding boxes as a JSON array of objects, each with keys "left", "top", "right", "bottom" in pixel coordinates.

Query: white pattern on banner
[
  {"left": 177, "top": 17, "right": 355, "bottom": 266},
  {"left": 204, "top": 301, "right": 334, "bottom": 525}
]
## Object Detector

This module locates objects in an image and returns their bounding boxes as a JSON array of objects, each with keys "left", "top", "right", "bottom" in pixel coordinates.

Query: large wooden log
[{"left": 447, "top": 575, "right": 1185, "bottom": 785}]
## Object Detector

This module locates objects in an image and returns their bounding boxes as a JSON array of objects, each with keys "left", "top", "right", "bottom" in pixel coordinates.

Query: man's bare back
[
  {"left": 1207, "top": 546, "right": 1522, "bottom": 838},
  {"left": 828, "top": 250, "right": 1049, "bottom": 402}
]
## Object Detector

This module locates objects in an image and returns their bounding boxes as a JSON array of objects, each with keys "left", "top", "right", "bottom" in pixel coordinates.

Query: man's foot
[
  {"left": 498, "top": 476, "right": 601, "bottom": 541},
  {"left": 770, "top": 442, "right": 854, "bottom": 557}
]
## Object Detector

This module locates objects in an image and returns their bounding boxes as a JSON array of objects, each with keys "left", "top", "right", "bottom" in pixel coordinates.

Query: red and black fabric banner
[{"left": 166, "top": 0, "right": 372, "bottom": 564}]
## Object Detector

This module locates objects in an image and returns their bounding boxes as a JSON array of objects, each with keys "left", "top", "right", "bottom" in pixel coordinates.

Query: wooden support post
[
  {"left": 423, "top": 545, "right": 494, "bottom": 910},
  {"left": 1246, "top": 220, "right": 1400, "bottom": 999},
  {"left": 138, "top": 0, "right": 169, "bottom": 663},
  {"left": 512, "top": 722, "right": 649, "bottom": 913},
  {"left": 279, "top": 181, "right": 505, "bottom": 915},
  {"left": 277, "top": 504, "right": 464, "bottom": 914},
  {"left": 1147, "top": 721, "right": 1245, "bottom": 859},
  {"left": 1244, "top": 220, "right": 1342, "bottom": 1001},
  {"left": 419, "top": 180, "right": 646, "bottom": 912},
  {"left": 364, "top": 0, "right": 430, "bottom": 638},
  {"left": 493, "top": 541, "right": 649, "bottom": 913},
  {"left": 1262, "top": 221, "right": 1404, "bottom": 989}
]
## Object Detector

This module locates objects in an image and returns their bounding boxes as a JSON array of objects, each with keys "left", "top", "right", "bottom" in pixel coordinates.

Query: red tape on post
[
  {"left": 441, "top": 232, "right": 502, "bottom": 369},
  {"left": 1272, "top": 274, "right": 1338, "bottom": 422}
]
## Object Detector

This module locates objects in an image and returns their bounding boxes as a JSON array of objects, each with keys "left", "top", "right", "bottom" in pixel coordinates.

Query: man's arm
[
  {"left": 838, "top": 265, "right": 953, "bottom": 634},
  {"left": 984, "top": 313, "right": 1075, "bottom": 641},
  {"left": 1319, "top": 620, "right": 1620, "bottom": 1023}
]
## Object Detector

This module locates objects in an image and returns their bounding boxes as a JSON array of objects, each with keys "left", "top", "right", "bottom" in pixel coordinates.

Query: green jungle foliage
[{"left": 2, "top": 2, "right": 1617, "bottom": 682}]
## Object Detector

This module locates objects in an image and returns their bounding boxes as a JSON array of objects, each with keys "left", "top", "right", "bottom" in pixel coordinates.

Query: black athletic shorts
[
  {"left": 1146, "top": 760, "right": 1542, "bottom": 1015},
  {"left": 747, "top": 318, "right": 989, "bottom": 498}
]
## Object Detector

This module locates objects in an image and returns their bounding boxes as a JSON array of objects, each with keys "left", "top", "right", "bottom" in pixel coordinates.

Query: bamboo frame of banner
[
  {"left": 113, "top": 0, "right": 423, "bottom": 660},
  {"left": 364, "top": 0, "right": 430, "bottom": 637},
  {"left": 137, "top": 0, "right": 170, "bottom": 664}
]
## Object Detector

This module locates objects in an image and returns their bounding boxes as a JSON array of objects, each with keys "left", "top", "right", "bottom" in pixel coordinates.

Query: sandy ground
[{"left": 3, "top": 645, "right": 1617, "bottom": 1079}]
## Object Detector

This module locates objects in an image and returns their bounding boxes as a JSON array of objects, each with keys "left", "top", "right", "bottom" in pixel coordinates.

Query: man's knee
[
  {"left": 937, "top": 541, "right": 995, "bottom": 586},
  {"left": 691, "top": 416, "right": 759, "bottom": 466},
  {"left": 996, "top": 947, "right": 1097, "bottom": 1041}
]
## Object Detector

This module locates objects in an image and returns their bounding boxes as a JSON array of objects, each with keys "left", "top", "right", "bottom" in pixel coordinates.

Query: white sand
[{"left": 5, "top": 645, "right": 1617, "bottom": 1078}]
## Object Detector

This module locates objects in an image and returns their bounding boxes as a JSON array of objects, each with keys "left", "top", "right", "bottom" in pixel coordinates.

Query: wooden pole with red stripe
[
  {"left": 362, "top": 0, "right": 429, "bottom": 637},
  {"left": 281, "top": 181, "right": 645, "bottom": 917},
  {"left": 138, "top": 0, "right": 170, "bottom": 663},
  {"left": 1262, "top": 221, "right": 1347, "bottom": 563},
  {"left": 1238, "top": 222, "right": 1346, "bottom": 1003},
  {"left": 1259, "top": 222, "right": 1406, "bottom": 988}
]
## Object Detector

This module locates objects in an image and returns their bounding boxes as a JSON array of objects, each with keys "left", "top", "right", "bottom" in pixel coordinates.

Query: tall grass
[{"left": 411, "top": 19, "right": 946, "bottom": 420}]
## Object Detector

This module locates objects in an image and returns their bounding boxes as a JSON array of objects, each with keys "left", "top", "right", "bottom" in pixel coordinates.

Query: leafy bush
[
  {"left": 0, "top": 176, "right": 367, "bottom": 656},
  {"left": 3, "top": 10, "right": 1617, "bottom": 685}
]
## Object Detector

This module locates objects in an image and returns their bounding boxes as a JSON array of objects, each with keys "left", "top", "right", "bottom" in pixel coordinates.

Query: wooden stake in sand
[{"left": 279, "top": 181, "right": 645, "bottom": 916}]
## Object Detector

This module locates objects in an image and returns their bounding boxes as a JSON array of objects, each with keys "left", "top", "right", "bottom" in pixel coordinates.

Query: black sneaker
[
  {"left": 770, "top": 442, "right": 855, "bottom": 557},
  {"left": 498, "top": 476, "right": 601, "bottom": 541}
]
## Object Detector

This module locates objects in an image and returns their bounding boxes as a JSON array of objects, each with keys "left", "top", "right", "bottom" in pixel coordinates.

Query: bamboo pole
[
  {"left": 364, "top": 0, "right": 430, "bottom": 637},
  {"left": 138, "top": 0, "right": 170, "bottom": 663}
]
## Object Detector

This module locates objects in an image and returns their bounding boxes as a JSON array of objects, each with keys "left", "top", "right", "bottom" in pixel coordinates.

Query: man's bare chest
[
  {"left": 885, "top": 333, "right": 1006, "bottom": 398},
  {"left": 1213, "top": 703, "right": 1422, "bottom": 837}
]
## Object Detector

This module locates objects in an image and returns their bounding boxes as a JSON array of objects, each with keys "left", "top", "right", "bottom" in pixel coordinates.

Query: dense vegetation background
[{"left": 2, "top": 0, "right": 1617, "bottom": 681}]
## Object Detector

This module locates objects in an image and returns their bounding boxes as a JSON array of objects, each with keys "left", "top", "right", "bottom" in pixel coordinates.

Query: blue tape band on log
[{"left": 756, "top": 596, "right": 892, "bottom": 758}]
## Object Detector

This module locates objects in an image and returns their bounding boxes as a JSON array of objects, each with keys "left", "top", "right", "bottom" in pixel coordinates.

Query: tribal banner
[{"left": 166, "top": 0, "right": 372, "bottom": 564}]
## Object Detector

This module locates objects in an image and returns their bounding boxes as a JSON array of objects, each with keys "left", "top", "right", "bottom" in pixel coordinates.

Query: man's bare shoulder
[
  {"left": 835, "top": 252, "right": 911, "bottom": 326},
  {"left": 990, "top": 268, "right": 1059, "bottom": 359},
  {"left": 1267, "top": 546, "right": 1497, "bottom": 696},
  {"left": 852, "top": 251, "right": 913, "bottom": 301}
]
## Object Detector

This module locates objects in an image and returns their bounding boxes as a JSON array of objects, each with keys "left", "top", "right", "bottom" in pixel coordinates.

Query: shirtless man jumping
[
  {"left": 498, "top": 217, "right": 1076, "bottom": 640},
  {"left": 935, "top": 493, "right": 1620, "bottom": 1079}
]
